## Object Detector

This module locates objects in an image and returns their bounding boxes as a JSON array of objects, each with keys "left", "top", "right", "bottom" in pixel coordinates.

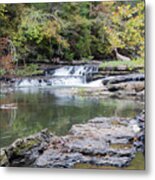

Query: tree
[
  {"left": 59, "top": 2, "right": 92, "bottom": 60},
  {"left": 0, "top": 1, "right": 145, "bottom": 64},
  {"left": 13, "top": 7, "right": 69, "bottom": 63},
  {"left": 101, "top": 1, "right": 145, "bottom": 59}
]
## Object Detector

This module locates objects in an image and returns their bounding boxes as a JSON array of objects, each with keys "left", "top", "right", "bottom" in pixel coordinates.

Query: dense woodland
[{"left": 0, "top": 1, "right": 144, "bottom": 75}]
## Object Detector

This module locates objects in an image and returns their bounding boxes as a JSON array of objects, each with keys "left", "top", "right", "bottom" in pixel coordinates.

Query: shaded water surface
[{"left": 0, "top": 88, "right": 144, "bottom": 148}]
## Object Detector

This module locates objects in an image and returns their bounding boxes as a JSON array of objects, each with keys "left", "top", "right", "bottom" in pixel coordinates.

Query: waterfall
[
  {"left": 47, "top": 65, "right": 98, "bottom": 86},
  {"left": 52, "top": 65, "right": 98, "bottom": 77},
  {"left": 15, "top": 65, "right": 101, "bottom": 88}
]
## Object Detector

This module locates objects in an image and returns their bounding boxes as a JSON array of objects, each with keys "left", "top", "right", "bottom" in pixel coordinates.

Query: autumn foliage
[
  {"left": 0, "top": 38, "right": 14, "bottom": 72},
  {"left": 0, "top": 1, "right": 144, "bottom": 64}
]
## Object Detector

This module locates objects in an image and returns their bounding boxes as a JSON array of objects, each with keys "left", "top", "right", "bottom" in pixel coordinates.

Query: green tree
[
  {"left": 0, "top": 1, "right": 145, "bottom": 65},
  {"left": 102, "top": 1, "right": 145, "bottom": 59},
  {"left": 13, "top": 7, "right": 69, "bottom": 62},
  {"left": 59, "top": 2, "right": 92, "bottom": 60}
]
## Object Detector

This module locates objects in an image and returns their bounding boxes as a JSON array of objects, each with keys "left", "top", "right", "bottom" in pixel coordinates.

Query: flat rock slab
[
  {"left": 0, "top": 112, "right": 144, "bottom": 168},
  {"left": 35, "top": 113, "right": 144, "bottom": 168}
]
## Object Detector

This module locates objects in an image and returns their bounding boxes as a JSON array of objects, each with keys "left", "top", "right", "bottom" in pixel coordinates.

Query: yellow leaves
[
  {"left": 42, "top": 20, "right": 69, "bottom": 48},
  {"left": 102, "top": 1, "right": 144, "bottom": 58},
  {"left": 111, "top": 15, "right": 120, "bottom": 24},
  {"left": 43, "top": 21, "right": 58, "bottom": 39},
  {"left": 41, "top": 22, "right": 68, "bottom": 49},
  {"left": 72, "top": 15, "right": 90, "bottom": 27},
  {"left": 117, "top": 4, "right": 131, "bottom": 17},
  {"left": 136, "top": 1, "right": 145, "bottom": 11},
  {"left": 117, "top": 4, "right": 133, "bottom": 19},
  {"left": 100, "top": 1, "right": 114, "bottom": 13},
  {"left": 108, "top": 31, "right": 124, "bottom": 48},
  {"left": 57, "top": 36, "right": 69, "bottom": 48}
]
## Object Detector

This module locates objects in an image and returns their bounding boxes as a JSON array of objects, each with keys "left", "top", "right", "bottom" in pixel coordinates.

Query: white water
[
  {"left": 52, "top": 65, "right": 98, "bottom": 77},
  {"left": 15, "top": 65, "right": 102, "bottom": 88},
  {"left": 15, "top": 79, "right": 47, "bottom": 87},
  {"left": 86, "top": 79, "right": 103, "bottom": 87}
]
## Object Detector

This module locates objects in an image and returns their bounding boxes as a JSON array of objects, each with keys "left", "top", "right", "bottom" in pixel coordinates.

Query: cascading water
[
  {"left": 15, "top": 65, "right": 102, "bottom": 88},
  {"left": 52, "top": 65, "right": 98, "bottom": 77},
  {"left": 47, "top": 65, "right": 99, "bottom": 86}
]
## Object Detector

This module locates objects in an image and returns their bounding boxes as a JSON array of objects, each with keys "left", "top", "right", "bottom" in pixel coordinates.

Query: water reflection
[{"left": 0, "top": 88, "right": 144, "bottom": 148}]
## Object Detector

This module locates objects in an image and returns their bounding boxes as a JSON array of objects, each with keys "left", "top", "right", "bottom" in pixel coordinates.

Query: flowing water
[
  {"left": 0, "top": 87, "right": 144, "bottom": 148},
  {"left": 15, "top": 65, "right": 101, "bottom": 87}
]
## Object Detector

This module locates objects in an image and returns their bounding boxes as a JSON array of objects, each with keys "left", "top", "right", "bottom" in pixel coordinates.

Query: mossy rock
[
  {"left": 0, "top": 148, "right": 9, "bottom": 166},
  {"left": 11, "top": 139, "right": 40, "bottom": 156}
]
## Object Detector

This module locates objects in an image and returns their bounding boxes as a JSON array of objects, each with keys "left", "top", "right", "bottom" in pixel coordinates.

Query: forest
[
  {"left": 0, "top": 1, "right": 145, "bottom": 169},
  {"left": 0, "top": 1, "right": 144, "bottom": 76}
]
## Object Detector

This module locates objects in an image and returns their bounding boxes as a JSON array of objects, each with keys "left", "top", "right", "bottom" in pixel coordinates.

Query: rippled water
[{"left": 0, "top": 87, "right": 144, "bottom": 148}]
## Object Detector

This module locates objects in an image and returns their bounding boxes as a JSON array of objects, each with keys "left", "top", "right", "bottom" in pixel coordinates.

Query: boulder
[
  {"left": 0, "top": 129, "right": 53, "bottom": 167},
  {"left": 107, "top": 81, "right": 144, "bottom": 92}
]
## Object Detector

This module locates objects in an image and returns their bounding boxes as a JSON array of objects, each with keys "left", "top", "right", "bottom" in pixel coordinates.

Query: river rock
[
  {"left": 0, "top": 129, "right": 54, "bottom": 167},
  {"left": 35, "top": 114, "right": 144, "bottom": 168},
  {"left": 102, "top": 74, "right": 144, "bottom": 85},
  {"left": 0, "top": 113, "right": 145, "bottom": 168},
  {"left": 107, "top": 81, "right": 144, "bottom": 92},
  {"left": 0, "top": 148, "right": 8, "bottom": 166}
]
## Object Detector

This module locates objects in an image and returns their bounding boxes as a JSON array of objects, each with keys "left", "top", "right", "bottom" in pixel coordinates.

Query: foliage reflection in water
[{"left": 0, "top": 88, "right": 144, "bottom": 148}]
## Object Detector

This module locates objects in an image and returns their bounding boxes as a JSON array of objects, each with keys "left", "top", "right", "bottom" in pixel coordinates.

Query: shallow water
[
  {"left": 0, "top": 87, "right": 144, "bottom": 148},
  {"left": 74, "top": 152, "right": 145, "bottom": 170}
]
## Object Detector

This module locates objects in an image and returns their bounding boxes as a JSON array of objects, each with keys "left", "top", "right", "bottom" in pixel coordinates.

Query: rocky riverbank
[
  {"left": 0, "top": 111, "right": 145, "bottom": 169},
  {"left": 0, "top": 73, "right": 145, "bottom": 101},
  {"left": 73, "top": 74, "right": 145, "bottom": 101}
]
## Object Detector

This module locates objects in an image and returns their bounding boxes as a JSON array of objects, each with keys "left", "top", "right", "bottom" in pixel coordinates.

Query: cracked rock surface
[{"left": 0, "top": 112, "right": 145, "bottom": 168}]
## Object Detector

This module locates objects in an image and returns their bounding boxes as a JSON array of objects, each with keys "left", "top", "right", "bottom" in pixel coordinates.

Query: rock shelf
[{"left": 0, "top": 112, "right": 145, "bottom": 168}]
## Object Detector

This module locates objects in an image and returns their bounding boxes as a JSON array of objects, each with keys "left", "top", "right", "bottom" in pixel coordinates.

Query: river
[{"left": 0, "top": 87, "right": 144, "bottom": 148}]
